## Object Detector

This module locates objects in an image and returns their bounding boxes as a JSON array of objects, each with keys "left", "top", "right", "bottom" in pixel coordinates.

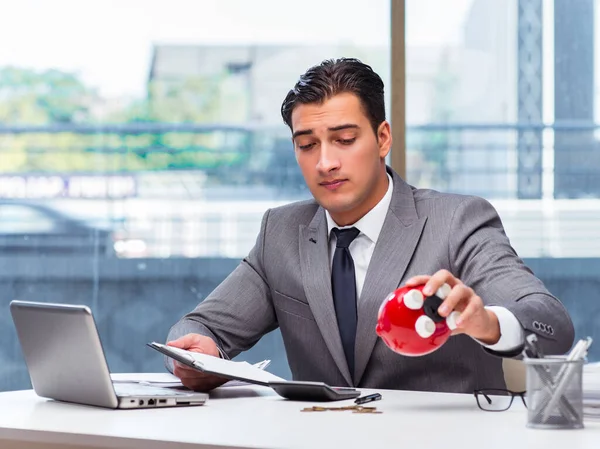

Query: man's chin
[{"left": 314, "top": 197, "right": 355, "bottom": 215}]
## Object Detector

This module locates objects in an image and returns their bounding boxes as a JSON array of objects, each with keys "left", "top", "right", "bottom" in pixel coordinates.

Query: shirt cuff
[
  {"left": 479, "top": 306, "right": 525, "bottom": 351},
  {"left": 216, "top": 345, "right": 229, "bottom": 360}
]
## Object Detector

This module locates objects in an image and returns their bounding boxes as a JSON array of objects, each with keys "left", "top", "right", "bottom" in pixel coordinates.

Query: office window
[
  {"left": 405, "top": 0, "right": 599, "bottom": 360},
  {"left": 0, "top": 0, "right": 391, "bottom": 391}
]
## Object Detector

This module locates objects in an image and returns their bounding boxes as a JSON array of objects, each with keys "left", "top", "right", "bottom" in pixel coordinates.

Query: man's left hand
[{"left": 405, "top": 270, "right": 500, "bottom": 345}]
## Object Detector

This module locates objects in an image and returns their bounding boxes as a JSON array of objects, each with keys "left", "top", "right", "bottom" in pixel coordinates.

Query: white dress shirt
[{"left": 325, "top": 173, "right": 524, "bottom": 352}]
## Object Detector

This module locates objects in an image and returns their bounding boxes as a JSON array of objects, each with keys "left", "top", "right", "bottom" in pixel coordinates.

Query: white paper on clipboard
[{"left": 150, "top": 342, "right": 285, "bottom": 385}]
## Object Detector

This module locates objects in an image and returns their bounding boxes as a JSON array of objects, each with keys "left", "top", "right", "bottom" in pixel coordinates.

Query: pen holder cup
[{"left": 524, "top": 356, "right": 585, "bottom": 429}]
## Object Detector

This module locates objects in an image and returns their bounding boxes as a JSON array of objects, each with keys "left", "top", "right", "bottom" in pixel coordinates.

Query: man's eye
[
  {"left": 339, "top": 138, "right": 356, "bottom": 145},
  {"left": 298, "top": 143, "right": 315, "bottom": 150}
]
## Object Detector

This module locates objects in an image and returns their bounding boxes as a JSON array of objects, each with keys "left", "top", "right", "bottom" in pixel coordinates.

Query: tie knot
[{"left": 332, "top": 227, "right": 360, "bottom": 249}]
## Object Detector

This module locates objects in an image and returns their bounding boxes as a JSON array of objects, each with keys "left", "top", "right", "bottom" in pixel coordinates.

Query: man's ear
[{"left": 377, "top": 121, "right": 392, "bottom": 159}]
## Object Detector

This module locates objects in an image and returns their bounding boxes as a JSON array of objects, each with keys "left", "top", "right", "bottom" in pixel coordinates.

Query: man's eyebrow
[
  {"left": 292, "top": 129, "right": 313, "bottom": 139},
  {"left": 328, "top": 124, "right": 359, "bottom": 132},
  {"left": 292, "top": 124, "right": 359, "bottom": 139}
]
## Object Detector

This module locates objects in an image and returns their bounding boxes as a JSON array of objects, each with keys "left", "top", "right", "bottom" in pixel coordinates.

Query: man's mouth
[{"left": 320, "top": 179, "right": 347, "bottom": 190}]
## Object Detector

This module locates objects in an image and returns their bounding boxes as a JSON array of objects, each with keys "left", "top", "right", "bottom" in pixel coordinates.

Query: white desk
[{"left": 0, "top": 386, "right": 598, "bottom": 449}]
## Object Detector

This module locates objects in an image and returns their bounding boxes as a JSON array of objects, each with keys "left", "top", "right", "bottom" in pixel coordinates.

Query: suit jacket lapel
[
  {"left": 354, "top": 170, "right": 427, "bottom": 385},
  {"left": 299, "top": 209, "right": 353, "bottom": 386}
]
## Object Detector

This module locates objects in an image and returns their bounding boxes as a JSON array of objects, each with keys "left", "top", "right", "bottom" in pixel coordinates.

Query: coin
[
  {"left": 301, "top": 406, "right": 328, "bottom": 412},
  {"left": 353, "top": 408, "right": 383, "bottom": 414},
  {"left": 300, "top": 405, "right": 382, "bottom": 413}
]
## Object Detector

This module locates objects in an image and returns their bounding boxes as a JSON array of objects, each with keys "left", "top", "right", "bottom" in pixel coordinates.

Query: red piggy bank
[{"left": 376, "top": 283, "right": 461, "bottom": 356}]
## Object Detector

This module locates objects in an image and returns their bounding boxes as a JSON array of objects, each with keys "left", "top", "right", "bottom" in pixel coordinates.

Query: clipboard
[
  {"left": 148, "top": 342, "right": 361, "bottom": 401},
  {"left": 147, "top": 342, "right": 280, "bottom": 386}
]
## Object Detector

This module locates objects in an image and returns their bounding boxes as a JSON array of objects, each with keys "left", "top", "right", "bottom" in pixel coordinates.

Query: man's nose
[{"left": 316, "top": 145, "right": 340, "bottom": 173}]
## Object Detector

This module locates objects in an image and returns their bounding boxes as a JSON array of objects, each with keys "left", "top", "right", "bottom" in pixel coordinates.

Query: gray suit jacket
[{"left": 167, "top": 167, "right": 575, "bottom": 393}]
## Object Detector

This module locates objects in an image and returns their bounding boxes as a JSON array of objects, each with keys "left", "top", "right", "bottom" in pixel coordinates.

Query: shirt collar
[{"left": 325, "top": 173, "right": 393, "bottom": 244}]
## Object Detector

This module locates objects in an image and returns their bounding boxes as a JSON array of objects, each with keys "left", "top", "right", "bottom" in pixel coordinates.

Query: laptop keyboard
[{"left": 114, "top": 383, "right": 188, "bottom": 397}]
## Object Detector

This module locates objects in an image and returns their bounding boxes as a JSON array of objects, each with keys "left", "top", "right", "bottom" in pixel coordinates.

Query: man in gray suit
[{"left": 166, "top": 58, "right": 574, "bottom": 393}]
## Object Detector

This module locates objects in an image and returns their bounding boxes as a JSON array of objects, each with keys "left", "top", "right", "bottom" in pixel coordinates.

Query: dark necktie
[{"left": 331, "top": 226, "right": 360, "bottom": 377}]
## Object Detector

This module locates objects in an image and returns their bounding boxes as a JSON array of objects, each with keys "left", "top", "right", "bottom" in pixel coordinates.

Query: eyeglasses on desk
[{"left": 473, "top": 389, "right": 527, "bottom": 412}]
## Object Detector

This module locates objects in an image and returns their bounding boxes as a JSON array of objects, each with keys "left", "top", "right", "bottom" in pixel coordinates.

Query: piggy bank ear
[{"left": 403, "top": 289, "right": 424, "bottom": 310}]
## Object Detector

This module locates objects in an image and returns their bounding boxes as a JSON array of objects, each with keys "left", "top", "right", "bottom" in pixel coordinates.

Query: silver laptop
[{"left": 10, "top": 300, "right": 208, "bottom": 409}]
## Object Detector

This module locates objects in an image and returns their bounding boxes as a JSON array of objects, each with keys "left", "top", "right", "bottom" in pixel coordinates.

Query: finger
[
  {"left": 404, "top": 275, "right": 431, "bottom": 287},
  {"left": 453, "top": 295, "right": 483, "bottom": 329},
  {"left": 176, "top": 370, "right": 211, "bottom": 382},
  {"left": 173, "top": 361, "right": 205, "bottom": 378},
  {"left": 180, "top": 374, "right": 228, "bottom": 392},
  {"left": 172, "top": 365, "right": 193, "bottom": 380},
  {"left": 423, "top": 269, "right": 460, "bottom": 296},
  {"left": 438, "top": 283, "right": 471, "bottom": 317},
  {"left": 173, "top": 360, "right": 196, "bottom": 372},
  {"left": 167, "top": 334, "right": 198, "bottom": 349},
  {"left": 180, "top": 377, "right": 213, "bottom": 392},
  {"left": 173, "top": 370, "right": 215, "bottom": 388}
]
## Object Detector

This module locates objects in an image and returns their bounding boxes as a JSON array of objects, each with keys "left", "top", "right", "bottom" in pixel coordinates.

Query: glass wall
[
  {"left": 0, "top": 0, "right": 391, "bottom": 390},
  {"left": 405, "top": 0, "right": 599, "bottom": 361}
]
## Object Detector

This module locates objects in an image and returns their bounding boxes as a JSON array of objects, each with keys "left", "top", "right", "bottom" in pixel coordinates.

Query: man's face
[{"left": 291, "top": 92, "right": 391, "bottom": 225}]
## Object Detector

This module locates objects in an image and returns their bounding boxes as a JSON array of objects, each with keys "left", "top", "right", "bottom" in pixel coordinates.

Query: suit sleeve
[
  {"left": 164, "top": 209, "right": 277, "bottom": 371},
  {"left": 448, "top": 196, "right": 575, "bottom": 357}
]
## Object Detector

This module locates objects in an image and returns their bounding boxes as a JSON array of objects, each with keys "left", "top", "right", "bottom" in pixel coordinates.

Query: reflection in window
[
  {"left": 0, "top": 205, "right": 55, "bottom": 234},
  {"left": 0, "top": 0, "right": 392, "bottom": 390}
]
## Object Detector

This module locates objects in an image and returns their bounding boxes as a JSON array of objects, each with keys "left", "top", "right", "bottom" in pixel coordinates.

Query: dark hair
[{"left": 280, "top": 58, "right": 386, "bottom": 135}]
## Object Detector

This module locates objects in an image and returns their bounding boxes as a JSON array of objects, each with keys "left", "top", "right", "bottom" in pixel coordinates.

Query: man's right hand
[{"left": 166, "top": 333, "right": 228, "bottom": 392}]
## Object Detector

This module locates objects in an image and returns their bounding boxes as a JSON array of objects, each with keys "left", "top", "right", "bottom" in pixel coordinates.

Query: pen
[{"left": 355, "top": 393, "right": 382, "bottom": 405}]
